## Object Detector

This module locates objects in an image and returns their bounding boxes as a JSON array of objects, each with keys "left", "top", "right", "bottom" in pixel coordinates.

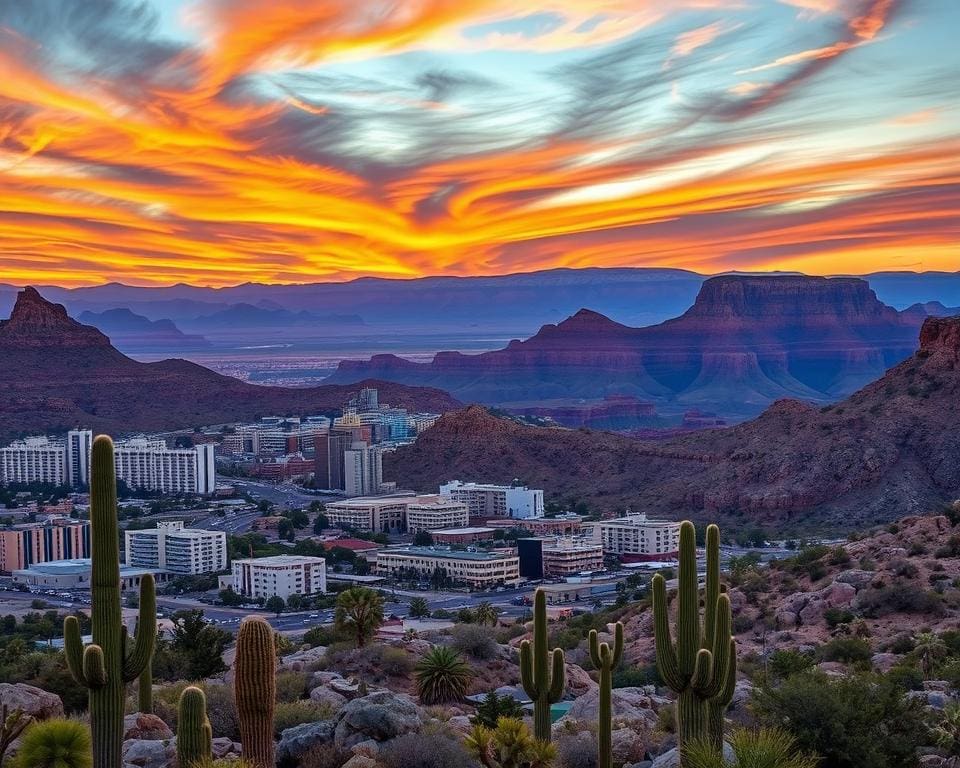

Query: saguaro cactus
[
  {"left": 177, "top": 686, "right": 212, "bottom": 768},
  {"left": 235, "top": 616, "right": 276, "bottom": 768},
  {"left": 64, "top": 435, "right": 156, "bottom": 768},
  {"left": 589, "top": 622, "right": 623, "bottom": 768},
  {"left": 519, "top": 589, "right": 566, "bottom": 742},
  {"left": 651, "top": 522, "right": 734, "bottom": 757}
]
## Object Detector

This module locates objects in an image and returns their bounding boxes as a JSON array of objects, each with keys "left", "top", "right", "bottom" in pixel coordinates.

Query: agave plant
[
  {"left": 683, "top": 728, "right": 818, "bottom": 768},
  {"left": 465, "top": 717, "right": 557, "bottom": 768},
  {"left": 415, "top": 646, "right": 473, "bottom": 704}
]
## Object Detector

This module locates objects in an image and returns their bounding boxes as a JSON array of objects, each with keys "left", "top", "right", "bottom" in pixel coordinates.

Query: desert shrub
[
  {"left": 858, "top": 585, "right": 944, "bottom": 618},
  {"left": 450, "top": 624, "right": 499, "bottom": 660},
  {"left": 887, "top": 635, "right": 915, "bottom": 654},
  {"left": 380, "top": 732, "right": 478, "bottom": 768},
  {"left": 380, "top": 646, "right": 415, "bottom": 676},
  {"left": 858, "top": 556, "right": 876, "bottom": 571},
  {"left": 768, "top": 649, "right": 815, "bottom": 680},
  {"left": 805, "top": 562, "right": 827, "bottom": 582},
  {"left": 657, "top": 705, "right": 676, "bottom": 733},
  {"left": 829, "top": 546, "right": 852, "bottom": 566},
  {"left": 732, "top": 614, "right": 755, "bottom": 634},
  {"left": 907, "top": 542, "right": 927, "bottom": 557},
  {"left": 612, "top": 663, "right": 659, "bottom": 688},
  {"left": 823, "top": 607, "right": 855, "bottom": 629},
  {"left": 275, "top": 670, "right": 309, "bottom": 703},
  {"left": 818, "top": 637, "right": 872, "bottom": 665},
  {"left": 154, "top": 682, "right": 239, "bottom": 740},
  {"left": 935, "top": 536, "right": 960, "bottom": 559},
  {"left": 753, "top": 672, "right": 927, "bottom": 768},
  {"left": 886, "top": 663, "right": 924, "bottom": 691},
  {"left": 940, "top": 659, "right": 960, "bottom": 688},
  {"left": 496, "top": 624, "right": 527, "bottom": 643},
  {"left": 274, "top": 701, "right": 329, "bottom": 737},
  {"left": 888, "top": 523, "right": 900, "bottom": 534},
  {"left": 303, "top": 625, "right": 345, "bottom": 648},
  {"left": 795, "top": 545, "right": 830, "bottom": 566},
  {"left": 889, "top": 558, "right": 919, "bottom": 579}
]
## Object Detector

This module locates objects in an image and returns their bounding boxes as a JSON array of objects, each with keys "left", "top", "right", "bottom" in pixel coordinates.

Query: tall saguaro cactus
[
  {"left": 651, "top": 522, "right": 734, "bottom": 758},
  {"left": 177, "top": 686, "right": 212, "bottom": 768},
  {"left": 64, "top": 435, "right": 156, "bottom": 768},
  {"left": 519, "top": 589, "right": 566, "bottom": 742},
  {"left": 235, "top": 616, "right": 276, "bottom": 768},
  {"left": 588, "top": 622, "right": 623, "bottom": 768}
]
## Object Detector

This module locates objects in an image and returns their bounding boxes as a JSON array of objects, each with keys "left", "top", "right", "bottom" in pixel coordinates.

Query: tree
[
  {"left": 313, "top": 512, "right": 329, "bottom": 535},
  {"left": 415, "top": 646, "right": 473, "bottom": 705},
  {"left": 334, "top": 587, "right": 385, "bottom": 648},
  {"left": 413, "top": 531, "right": 434, "bottom": 546},
  {"left": 159, "top": 610, "right": 231, "bottom": 680},
  {"left": 286, "top": 594, "right": 304, "bottom": 611},
  {"left": 753, "top": 672, "right": 926, "bottom": 768},
  {"left": 931, "top": 702, "right": 960, "bottom": 761},
  {"left": 465, "top": 717, "right": 556, "bottom": 768},
  {"left": 471, "top": 692, "right": 525, "bottom": 729},
  {"left": 266, "top": 596, "right": 286, "bottom": 616},
  {"left": 218, "top": 588, "right": 245, "bottom": 607},
  {"left": 457, "top": 607, "right": 476, "bottom": 624},
  {"left": 684, "top": 727, "right": 818, "bottom": 768},
  {"left": 912, "top": 631, "right": 948, "bottom": 679},
  {"left": 475, "top": 602, "right": 498, "bottom": 627},
  {"left": 12, "top": 718, "right": 92, "bottom": 768},
  {"left": 409, "top": 597, "right": 431, "bottom": 618}
]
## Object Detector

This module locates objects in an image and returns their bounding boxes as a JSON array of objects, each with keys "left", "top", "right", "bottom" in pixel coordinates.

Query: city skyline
[{"left": 0, "top": 0, "right": 957, "bottom": 287}]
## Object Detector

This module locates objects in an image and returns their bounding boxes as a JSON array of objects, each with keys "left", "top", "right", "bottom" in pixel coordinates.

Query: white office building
[
  {"left": 66, "top": 430, "right": 93, "bottom": 487},
  {"left": 0, "top": 437, "right": 67, "bottom": 486},
  {"left": 125, "top": 521, "right": 227, "bottom": 575},
  {"left": 589, "top": 512, "right": 681, "bottom": 560},
  {"left": 114, "top": 440, "right": 216, "bottom": 495},
  {"left": 440, "top": 481, "right": 544, "bottom": 519},
  {"left": 344, "top": 442, "right": 383, "bottom": 497},
  {"left": 406, "top": 499, "right": 470, "bottom": 533},
  {"left": 232, "top": 555, "right": 327, "bottom": 599}
]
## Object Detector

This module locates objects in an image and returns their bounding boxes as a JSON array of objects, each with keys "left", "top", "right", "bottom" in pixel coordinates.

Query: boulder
[
  {"left": 565, "top": 663, "right": 597, "bottom": 696},
  {"left": 343, "top": 755, "right": 379, "bottom": 768},
  {"left": 446, "top": 715, "right": 474, "bottom": 737},
  {"left": 280, "top": 646, "right": 328, "bottom": 669},
  {"left": 611, "top": 727, "right": 645, "bottom": 765},
  {"left": 311, "top": 670, "right": 344, "bottom": 687},
  {"left": 310, "top": 685, "right": 348, "bottom": 710},
  {"left": 333, "top": 691, "right": 423, "bottom": 749},
  {"left": 871, "top": 653, "right": 900, "bottom": 673},
  {"left": 562, "top": 687, "right": 659, "bottom": 729},
  {"left": 652, "top": 743, "right": 734, "bottom": 768},
  {"left": 123, "top": 713, "right": 174, "bottom": 741},
  {"left": 121, "top": 738, "right": 175, "bottom": 768},
  {"left": 277, "top": 719, "right": 337, "bottom": 762},
  {"left": 0, "top": 683, "right": 64, "bottom": 721},
  {"left": 835, "top": 569, "right": 876, "bottom": 590},
  {"left": 351, "top": 739, "right": 381, "bottom": 757},
  {"left": 330, "top": 678, "right": 367, "bottom": 698},
  {"left": 211, "top": 737, "right": 242, "bottom": 758}
]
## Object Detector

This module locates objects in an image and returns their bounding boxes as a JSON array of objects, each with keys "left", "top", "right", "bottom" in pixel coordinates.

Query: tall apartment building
[
  {"left": 325, "top": 494, "right": 426, "bottom": 533},
  {"left": 406, "top": 499, "right": 470, "bottom": 533},
  {"left": 314, "top": 430, "right": 352, "bottom": 490},
  {"left": 589, "top": 512, "right": 681, "bottom": 560},
  {"left": 0, "top": 520, "right": 91, "bottom": 573},
  {"left": 439, "top": 481, "right": 544, "bottom": 520},
  {"left": 0, "top": 437, "right": 68, "bottom": 485},
  {"left": 66, "top": 430, "right": 93, "bottom": 487},
  {"left": 344, "top": 442, "right": 383, "bottom": 497},
  {"left": 125, "top": 521, "right": 227, "bottom": 575},
  {"left": 114, "top": 440, "right": 216, "bottom": 495},
  {"left": 232, "top": 555, "right": 327, "bottom": 599},
  {"left": 376, "top": 547, "right": 520, "bottom": 588}
]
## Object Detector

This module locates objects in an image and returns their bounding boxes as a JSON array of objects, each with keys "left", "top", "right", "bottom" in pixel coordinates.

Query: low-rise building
[
  {"left": 376, "top": 546, "right": 520, "bottom": 588},
  {"left": 406, "top": 499, "right": 469, "bottom": 533},
  {"left": 12, "top": 558, "right": 169, "bottom": 590},
  {"left": 0, "top": 520, "right": 90, "bottom": 573},
  {"left": 429, "top": 527, "right": 497, "bottom": 544},
  {"left": 588, "top": 512, "right": 681, "bottom": 560},
  {"left": 231, "top": 555, "right": 327, "bottom": 599},
  {"left": 125, "top": 521, "right": 227, "bottom": 575},
  {"left": 439, "top": 481, "right": 544, "bottom": 519},
  {"left": 325, "top": 493, "right": 429, "bottom": 533},
  {"left": 486, "top": 515, "right": 584, "bottom": 536},
  {"left": 542, "top": 537, "right": 605, "bottom": 576}
]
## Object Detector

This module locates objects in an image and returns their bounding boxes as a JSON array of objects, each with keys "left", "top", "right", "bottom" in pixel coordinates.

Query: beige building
[
  {"left": 326, "top": 493, "right": 442, "bottom": 533},
  {"left": 406, "top": 499, "right": 469, "bottom": 533},
  {"left": 542, "top": 537, "right": 605, "bottom": 576},
  {"left": 376, "top": 547, "right": 520, "bottom": 588},
  {"left": 589, "top": 513, "right": 681, "bottom": 559},
  {"left": 231, "top": 555, "right": 327, "bottom": 599}
]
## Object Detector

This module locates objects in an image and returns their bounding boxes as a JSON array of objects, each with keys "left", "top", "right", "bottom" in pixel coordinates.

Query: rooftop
[
  {"left": 326, "top": 493, "right": 425, "bottom": 509},
  {"left": 321, "top": 538, "right": 382, "bottom": 551},
  {"left": 232, "top": 554, "right": 326, "bottom": 566},
  {"left": 430, "top": 527, "right": 496, "bottom": 535},
  {"left": 13, "top": 558, "right": 159, "bottom": 577},
  {"left": 383, "top": 546, "right": 516, "bottom": 561}
]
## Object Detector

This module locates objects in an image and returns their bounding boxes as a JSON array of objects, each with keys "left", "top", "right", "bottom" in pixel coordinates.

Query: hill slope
[
  {"left": 385, "top": 315, "right": 960, "bottom": 529},
  {"left": 0, "top": 288, "right": 460, "bottom": 440}
]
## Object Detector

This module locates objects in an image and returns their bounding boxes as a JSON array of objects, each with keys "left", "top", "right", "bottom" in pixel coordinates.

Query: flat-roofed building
[
  {"left": 486, "top": 515, "right": 584, "bottom": 536},
  {"left": 439, "top": 481, "right": 544, "bottom": 519},
  {"left": 406, "top": 499, "right": 469, "bottom": 533},
  {"left": 0, "top": 520, "right": 90, "bottom": 573},
  {"left": 541, "top": 537, "right": 605, "bottom": 576},
  {"left": 429, "top": 527, "right": 496, "bottom": 544},
  {"left": 588, "top": 512, "right": 681, "bottom": 561},
  {"left": 12, "top": 558, "right": 168, "bottom": 590},
  {"left": 125, "top": 521, "right": 226, "bottom": 575},
  {"left": 231, "top": 555, "right": 327, "bottom": 599},
  {"left": 376, "top": 546, "right": 519, "bottom": 588},
  {"left": 0, "top": 437, "right": 66, "bottom": 486},
  {"left": 325, "top": 493, "right": 428, "bottom": 534}
]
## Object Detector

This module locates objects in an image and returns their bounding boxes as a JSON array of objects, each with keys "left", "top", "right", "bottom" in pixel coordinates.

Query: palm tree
[
  {"left": 466, "top": 717, "right": 557, "bottom": 768},
  {"left": 913, "top": 632, "right": 948, "bottom": 679},
  {"left": 684, "top": 728, "right": 818, "bottom": 768},
  {"left": 13, "top": 719, "right": 92, "bottom": 768},
  {"left": 415, "top": 646, "right": 473, "bottom": 704},
  {"left": 335, "top": 586, "right": 385, "bottom": 648},
  {"left": 475, "top": 601, "right": 499, "bottom": 627},
  {"left": 931, "top": 702, "right": 960, "bottom": 766},
  {"left": 409, "top": 597, "right": 431, "bottom": 618}
]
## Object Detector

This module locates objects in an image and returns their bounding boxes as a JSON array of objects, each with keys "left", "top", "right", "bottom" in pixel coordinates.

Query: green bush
[
  {"left": 768, "top": 649, "right": 815, "bottom": 680},
  {"left": 885, "top": 663, "right": 924, "bottom": 691},
  {"left": 818, "top": 637, "right": 872, "bottom": 665},
  {"left": 823, "top": 608, "right": 855, "bottom": 629},
  {"left": 380, "top": 646, "right": 415, "bottom": 676},
  {"left": 275, "top": 670, "right": 310, "bottom": 703},
  {"left": 858, "top": 585, "right": 944, "bottom": 618},
  {"left": 450, "top": 624, "right": 499, "bottom": 660},
  {"left": 611, "top": 663, "right": 659, "bottom": 688},
  {"left": 13, "top": 718, "right": 91, "bottom": 768},
  {"left": 274, "top": 701, "right": 330, "bottom": 736}
]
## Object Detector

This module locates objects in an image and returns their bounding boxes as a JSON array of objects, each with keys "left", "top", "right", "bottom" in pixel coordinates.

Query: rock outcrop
[{"left": 0, "top": 683, "right": 64, "bottom": 721}]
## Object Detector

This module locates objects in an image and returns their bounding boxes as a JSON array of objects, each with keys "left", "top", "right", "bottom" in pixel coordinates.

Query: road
[{"left": 228, "top": 479, "right": 342, "bottom": 509}]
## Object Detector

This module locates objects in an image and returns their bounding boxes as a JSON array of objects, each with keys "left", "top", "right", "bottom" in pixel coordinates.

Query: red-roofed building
[{"left": 321, "top": 538, "right": 381, "bottom": 553}]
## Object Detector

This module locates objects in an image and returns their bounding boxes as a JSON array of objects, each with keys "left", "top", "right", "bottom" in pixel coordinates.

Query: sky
[{"left": 0, "top": 0, "right": 958, "bottom": 287}]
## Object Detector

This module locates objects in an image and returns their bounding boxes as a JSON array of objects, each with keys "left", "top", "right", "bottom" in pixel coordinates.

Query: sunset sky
[{"left": 1, "top": 0, "right": 958, "bottom": 287}]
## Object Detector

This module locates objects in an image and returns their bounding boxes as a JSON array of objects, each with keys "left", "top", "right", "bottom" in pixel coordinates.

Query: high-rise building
[
  {"left": 0, "top": 437, "right": 67, "bottom": 486},
  {"left": 0, "top": 520, "right": 91, "bottom": 573},
  {"left": 314, "top": 430, "right": 352, "bottom": 490},
  {"left": 232, "top": 555, "right": 327, "bottom": 599},
  {"left": 114, "top": 440, "right": 215, "bottom": 495},
  {"left": 66, "top": 430, "right": 93, "bottom": 487},
  {"left": 125, "top": 521, "right": 227, "bottom": 575},
  {"left": 344, "top": 442, "right": 382, "bottom": 497},
  {"left": 439, "top": 481, "right": 544, "bottom": 520}
]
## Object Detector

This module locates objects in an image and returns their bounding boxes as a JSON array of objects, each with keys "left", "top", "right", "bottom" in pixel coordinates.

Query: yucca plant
[
  {"left": 465, "top": 717, "right": 557, "bottom": 768},
  {"left": 683, "top": 728, "right": 819, "bottom": 768},
  {"left": 334, "top": 586, "right": 385, "bottom": 648},
  {"left": 12, "top": 719, "right": 92, "bottom": 768},
  {"left": 475, "top": 602, "right": 499, "bottom": 627},
  {"left": 415, "top": 646, "right": 472, "bottom": 704}
]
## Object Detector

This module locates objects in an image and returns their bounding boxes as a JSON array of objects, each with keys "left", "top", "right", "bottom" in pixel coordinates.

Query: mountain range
[
  {"left": 330, "top": 275, "right": 928, "bottom": 418},
  {"left": 0, "top": 288, "right": 460, "bottom": 441},
  {"left": 384, "top": 312, "right": 960, "bottom": 530},
  {"left": 76, "top": 308, "right": 211, "bottom": 352}
]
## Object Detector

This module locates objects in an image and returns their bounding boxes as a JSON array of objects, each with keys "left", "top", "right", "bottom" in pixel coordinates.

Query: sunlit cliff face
[{"left": 0, "top": 0, "right": 958, "bottom": 287}]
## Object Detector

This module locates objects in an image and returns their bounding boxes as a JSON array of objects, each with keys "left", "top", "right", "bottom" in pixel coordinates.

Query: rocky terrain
[
  {"left": 332, "top": 276, "right": 921, "bottom": 419},
  {"left": 0, "top": 287, "right": 461, "bottom": 440},
  {"left": 386, "top": 314, "right": 960, "bottom": 528}
]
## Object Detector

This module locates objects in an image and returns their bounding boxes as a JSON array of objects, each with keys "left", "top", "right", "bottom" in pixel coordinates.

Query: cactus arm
[
  {"left": 699, "top": 595, "right": 732, "bottom": 699},
  {"left": 83, "top": 645, "right": 108, "bottom": 688},
  {"left": 610, "top": 622, "right": 624, "bottom": 668},
  {"left": 588, "top": 630, "right": 602, "bottom": 669},
  {"left": 547, "top": 648, "right": 566, "bottom": 702},
  {"left": 676, "top": 521, "right": 700, "bottom": 676},
  {"left": 718, "top": 638, "right": 737, "bottom": 706},
  {"left": 652, "top": 575, "right": 685, "bottom": 690},
  {"left": 519, "top": 640, "right": 540, "bottom": 699},
  {"left": 690, "top": 648, "right": 713, "bottom": 693},
  {"left": 123, "top": 575, "right": 157, "bottom": 683},
  {"left": 63, "top": 616, "right": 90, "bottom": 687},
  {"left": 703, "top": 524, "right": 720, "bottom": 650}
]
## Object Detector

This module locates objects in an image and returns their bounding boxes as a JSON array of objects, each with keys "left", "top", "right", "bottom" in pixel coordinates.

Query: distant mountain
[
  {"left": 76, "top": 308, "right": 211, "bottom": 352},
  {"left": 385, "top": 313, "right": 960, "bottom": 530},
  {"left": 183, "top": 303, "right": 365, "bottom": 329},
  {"left": 0, "top": 288, "right": 460, "bottom": 440},
  {"left": 900, "top": 301, "right": 960, "bottom": 322},
  {"left": 331, "top": 276, "right": 920, "bottom": 418}
]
